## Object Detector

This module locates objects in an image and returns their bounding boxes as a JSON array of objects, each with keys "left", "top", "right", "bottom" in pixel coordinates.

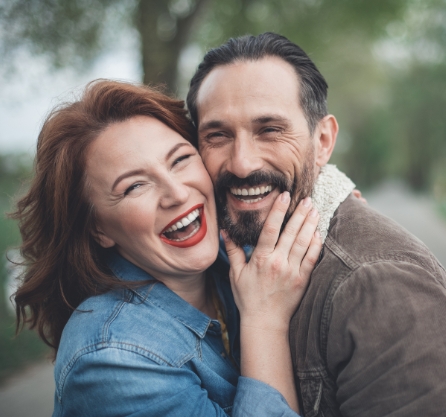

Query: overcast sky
[{"left": 0, "top": 45, "right": 142, "bottom": 154}]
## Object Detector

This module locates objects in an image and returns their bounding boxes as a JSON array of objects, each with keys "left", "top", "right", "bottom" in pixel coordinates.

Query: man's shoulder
[{"left": 324, "top": 194, "right": 443, "bottom": 273}]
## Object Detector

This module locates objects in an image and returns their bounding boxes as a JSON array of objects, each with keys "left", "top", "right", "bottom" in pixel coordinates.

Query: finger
[
  {"left": 352, "top": 189, "right": 367, "bottom": 204},
  {"left": 252, "top": 192, "right": 290, "bottom": 257},
  {"left": 275, "top": 196, "right": 313, "bottom": 256},
  {"left": 352, "top": 189, "right": 362, "bottom": 199},
  {"left": 288, "top": 208, "right": 319, "bottom": 265},
  {"left": 221, "top": 230, "right": 246, "bottom": 277},
  {"left": 298, "top": 230, "right": 322, "bottom": 279}
]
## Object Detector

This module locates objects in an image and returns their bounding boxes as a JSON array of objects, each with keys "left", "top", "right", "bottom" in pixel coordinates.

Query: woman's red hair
[{"left": 12, "top": 80, "right": 196, "bottom": 353}]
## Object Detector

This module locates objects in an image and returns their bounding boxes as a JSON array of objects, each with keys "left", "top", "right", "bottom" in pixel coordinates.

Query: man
[{"left": 186, "top": 32, "right": 446, "bottom": 416}]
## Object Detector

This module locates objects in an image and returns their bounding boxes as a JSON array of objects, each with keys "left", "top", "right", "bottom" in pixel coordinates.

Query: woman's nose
[{"left": 159, "top": 177, "right": 190, "bottom": 209}]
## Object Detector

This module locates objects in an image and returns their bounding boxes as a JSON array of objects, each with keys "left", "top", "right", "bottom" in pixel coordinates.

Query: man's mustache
[{"left": 214, "top": 171, "right": 294, "bottom": 197}]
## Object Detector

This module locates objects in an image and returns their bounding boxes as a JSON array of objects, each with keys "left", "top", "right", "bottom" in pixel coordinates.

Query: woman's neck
[{"left": 160, "top": 272, "right": 217, "bottom": 319}]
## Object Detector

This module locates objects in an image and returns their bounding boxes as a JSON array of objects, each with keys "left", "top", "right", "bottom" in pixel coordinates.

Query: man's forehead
[{"left": 195, "top": 57, "right": 301, "bottom": 125}]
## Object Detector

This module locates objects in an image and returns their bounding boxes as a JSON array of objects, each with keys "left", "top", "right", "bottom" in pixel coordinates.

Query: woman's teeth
[
  {"left": 164, "top": 209, "right": 200, "bottom": 233},
  {"left": 229, "top": 185, "right": 273, "bottom": 203}
]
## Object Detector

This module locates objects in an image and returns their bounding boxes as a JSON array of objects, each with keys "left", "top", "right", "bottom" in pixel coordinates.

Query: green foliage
[
  {"left": 0, "top": 0, "right": 129, "bottom": 69},
  {"left": 0, "top": 153, "right": 49, "bottom": 384},
  {"left": 0, "top": 314, "right": 50, "bottom": 385},
  {"left": 195, "top": 0, "right": 407, "bottom": 48},
  {"left": 390, "top": 64, "right": 446, "bottom": 190},
  {"left": 333, "top": 0, "right": 446, "bottom": 193}
]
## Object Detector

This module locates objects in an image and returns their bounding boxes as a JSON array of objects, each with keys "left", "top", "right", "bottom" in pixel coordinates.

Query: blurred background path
[
  {"left": 366, "top": 181, "right": 446, "bottom": 266},
  {"left": 1, "top": 182, "right": 445, "bottom": 417},
  {"left": 0, "top": 360, "right": 54, "bottom": 417}
]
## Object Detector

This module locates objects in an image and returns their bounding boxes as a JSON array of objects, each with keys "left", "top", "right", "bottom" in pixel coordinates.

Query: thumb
[{"left": 220, "top": 230, "right": 246, "bottom": 277}]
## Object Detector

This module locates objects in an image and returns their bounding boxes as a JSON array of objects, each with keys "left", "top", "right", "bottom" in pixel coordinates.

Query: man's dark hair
[{"left": 187, "top": 32, "right": 329, "bottom": 135}]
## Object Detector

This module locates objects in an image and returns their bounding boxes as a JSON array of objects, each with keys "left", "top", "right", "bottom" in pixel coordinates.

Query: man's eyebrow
[
  {"left": 112, "top": 169, "right": 146, "bottom": 191},
  {"left": 198, "top": 120, "right": 226, "bottom": 133},
  {"left": 253, "top": 114, "right": 289, "bottom": 124},
  {"left": 199, "top": 115, "right": 290, "bottom": 133}
]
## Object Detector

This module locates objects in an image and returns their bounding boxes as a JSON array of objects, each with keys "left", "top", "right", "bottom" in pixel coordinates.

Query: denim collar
[{"left": 108, "top": 252, "right": 212, "bottom": 339}]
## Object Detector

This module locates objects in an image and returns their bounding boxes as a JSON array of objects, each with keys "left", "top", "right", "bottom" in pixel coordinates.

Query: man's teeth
[
  {"left": 164, "top": 209, "right": 200, "bottom": 233},
  {"left": 230, "top": 185, "right": 273, "bottom": 196}
]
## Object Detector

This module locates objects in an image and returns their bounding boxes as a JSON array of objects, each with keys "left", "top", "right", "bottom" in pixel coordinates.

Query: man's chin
[{"left": 218, "top": 206, "right": 264, "bottom": 247}]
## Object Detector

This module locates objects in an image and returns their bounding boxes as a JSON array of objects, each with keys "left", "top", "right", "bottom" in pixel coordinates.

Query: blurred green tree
[
  {"left": 0, "top": 0, "right": 210, "bottom": 91},
  {"left": 0, "top": 0, "right": 407, "bottom": 93},
  {"left": 339, "top": 0, "right": 446, "bottom": 193}
]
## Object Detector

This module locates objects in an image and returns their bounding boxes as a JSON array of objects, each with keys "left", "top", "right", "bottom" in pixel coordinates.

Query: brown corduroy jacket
[{"left": 291, "top": 194, "right": 446, "bottom": 417}]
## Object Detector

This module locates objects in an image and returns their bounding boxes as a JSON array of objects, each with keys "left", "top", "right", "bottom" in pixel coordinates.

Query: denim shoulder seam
[{"left": 101, "top": 292, "right": 132, "bottom": 342}]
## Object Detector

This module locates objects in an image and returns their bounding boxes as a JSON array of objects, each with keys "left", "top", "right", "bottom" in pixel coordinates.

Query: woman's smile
[{"left": 160, "top": 204, "right": 208, "bottom": 247}]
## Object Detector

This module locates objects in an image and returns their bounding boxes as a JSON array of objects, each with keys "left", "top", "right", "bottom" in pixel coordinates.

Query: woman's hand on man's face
[{"left": 222, "top": 193, "right": 322, "bottom": 333}]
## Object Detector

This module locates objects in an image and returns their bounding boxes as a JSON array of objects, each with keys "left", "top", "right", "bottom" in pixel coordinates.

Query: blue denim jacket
[{"left": 52, "top": 252, "right": 299, "bottom": 417}]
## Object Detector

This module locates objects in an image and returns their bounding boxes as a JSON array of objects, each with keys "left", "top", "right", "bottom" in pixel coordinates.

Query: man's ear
[
  {"left": 314, "top": 114, "right": 338, "bottom": 168},
  {"left": 91, "top": 227, "right": 115, "bottom": 249}
]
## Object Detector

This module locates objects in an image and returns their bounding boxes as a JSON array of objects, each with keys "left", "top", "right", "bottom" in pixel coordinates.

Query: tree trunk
[{"left": 136, "top": 0, "right": 209, "bottom": 94}]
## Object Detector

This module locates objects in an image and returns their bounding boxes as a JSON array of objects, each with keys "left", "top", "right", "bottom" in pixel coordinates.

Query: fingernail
[
  {"left": 281, "top": 191, "right": 290, "bottom": 203},
  {"left": 302, "top": 197, "right": 312, "bottom": 207},
  {"left": 315, "top": 230, "right": 321, "bottom": 238},
  {"left": 310, "top": 208, "right": 318, "bottom": 217}
]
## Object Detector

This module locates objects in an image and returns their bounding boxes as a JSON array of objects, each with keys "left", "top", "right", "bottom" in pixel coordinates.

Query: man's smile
[
  {"left": 229, "top": 184, "right": 274, "bottom": 204},
  {"left": 226, "top": 184, "right": 281, "bottom": 212}
]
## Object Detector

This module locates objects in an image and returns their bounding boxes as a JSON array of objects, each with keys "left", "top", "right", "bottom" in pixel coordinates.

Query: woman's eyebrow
[
  {"left": 112, "top": 169, "right": 146, "bottom": 191},
  {"left": 165, "top": 142, "right": 191, "bottom": 161}
]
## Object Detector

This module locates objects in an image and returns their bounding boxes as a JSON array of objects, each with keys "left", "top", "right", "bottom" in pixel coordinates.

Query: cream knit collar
[{"left": 311, "top": 164, "right": 355, "bottom": 242}]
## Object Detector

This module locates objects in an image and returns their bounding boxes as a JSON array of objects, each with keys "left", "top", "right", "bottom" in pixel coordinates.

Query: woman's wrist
[{"left": 240, "top": 315, "right": 291, "bottom": 335}]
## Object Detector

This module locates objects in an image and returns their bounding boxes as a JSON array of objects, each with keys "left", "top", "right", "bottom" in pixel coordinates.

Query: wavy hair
[{"left": 12, "top": 80, "right": 196, "bottom": 353}]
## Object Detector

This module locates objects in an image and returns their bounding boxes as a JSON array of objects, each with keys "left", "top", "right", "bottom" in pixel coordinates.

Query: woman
[{"left": 13, "top": 80, "right": 321, "bottom": 416}]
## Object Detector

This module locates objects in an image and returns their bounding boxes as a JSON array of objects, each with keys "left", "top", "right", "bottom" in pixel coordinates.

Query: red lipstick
[{"left": 160, "top": 204, "right": 207, "bottom": 248}]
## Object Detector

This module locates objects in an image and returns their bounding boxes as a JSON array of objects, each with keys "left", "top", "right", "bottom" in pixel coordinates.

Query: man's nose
[
  {"left": 159, "top": 177, "right": 190, "bottom": 209},
  {"left": 226, "top": 137, "right": 263, "bottom": 179}
]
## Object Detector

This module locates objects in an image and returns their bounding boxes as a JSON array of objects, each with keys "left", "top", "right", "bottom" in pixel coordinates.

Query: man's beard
[{"left": 214, "top": 148, "right": 316, "bottom": 247}]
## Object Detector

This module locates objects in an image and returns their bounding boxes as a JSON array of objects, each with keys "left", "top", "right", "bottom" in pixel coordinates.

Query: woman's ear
[
  {"left": 91, "top": 228, "right": 115, "bottom": 248},
  {"left": 314, "top": 115, "right": 338, "bottom": 168}
]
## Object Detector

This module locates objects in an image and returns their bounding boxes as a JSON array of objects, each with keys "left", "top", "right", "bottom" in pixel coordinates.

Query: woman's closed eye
[
  {"left": 173, "top": 154, "right": 192, "bottom": 166},
  {"left": 124, "top": 183, "right": 143, "bottom": 196}
]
